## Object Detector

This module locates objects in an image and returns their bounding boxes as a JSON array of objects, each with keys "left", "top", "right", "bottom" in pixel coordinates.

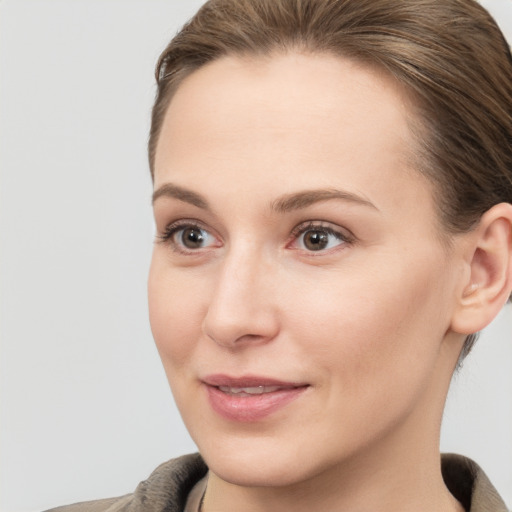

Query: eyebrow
[
  {"left": 152, "top": 183, "right": 378, "bottom": 212},
  {"left": 152, "top": 183, "right": 210, "bottom": 210},
  {"left": 271, "top": 189, "right": 378, "bottom": 213}
]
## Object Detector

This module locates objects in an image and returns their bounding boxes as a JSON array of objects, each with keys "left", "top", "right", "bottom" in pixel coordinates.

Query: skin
[{"left": 148, "top": 52, "right": 473, "bottom": 512}]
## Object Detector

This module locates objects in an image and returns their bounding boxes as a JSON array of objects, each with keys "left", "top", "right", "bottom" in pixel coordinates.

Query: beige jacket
[{"left": 44, "top": 453, "right": 509, "bottom": 512}]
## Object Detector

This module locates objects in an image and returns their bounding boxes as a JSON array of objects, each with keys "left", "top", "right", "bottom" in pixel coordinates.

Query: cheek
[
  {"left": 148, "top": 256, "right": 206, "bottom": 371},
  {"left": 287, "top": 249, "right": 452, "bottom": 388}
]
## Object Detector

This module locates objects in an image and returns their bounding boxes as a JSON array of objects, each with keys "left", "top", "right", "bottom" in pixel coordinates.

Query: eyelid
[
  {"left": 287, "top": 220, "right": 355, "bottom": 252},
  {"left": 157, "top": 219, "right": 222, "bottom": 253}
]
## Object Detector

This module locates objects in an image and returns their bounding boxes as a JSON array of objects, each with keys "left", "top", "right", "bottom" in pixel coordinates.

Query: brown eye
[
  {"left": 293, "top": 225, "right": 347, "bottom": 252},
  {"left": 180, "top": 227, "right": 207, "bottom": 249},
  {"left": 161, "top": 224, "right": 217, "bottom": 251},
  {"left": 303, "top": 230, "right": 330, "bottom": 251}
]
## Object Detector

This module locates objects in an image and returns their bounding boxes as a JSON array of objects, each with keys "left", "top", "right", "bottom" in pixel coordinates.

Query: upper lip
[{"left": 202, "top": 374, "right": 308, "bottom": 388}]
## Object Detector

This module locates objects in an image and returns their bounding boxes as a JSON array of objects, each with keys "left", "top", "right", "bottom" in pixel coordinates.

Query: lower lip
[{"left": 205, "top": 385, "right": 308, "bottom": 422}]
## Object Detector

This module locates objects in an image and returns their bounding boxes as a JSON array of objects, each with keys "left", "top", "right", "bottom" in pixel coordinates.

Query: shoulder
[
  {"left": 441, "top": 453, "right": 509, "bottom": 512},
  {"left": 43, "top": 453, "right": 208, "bottom": 512}
]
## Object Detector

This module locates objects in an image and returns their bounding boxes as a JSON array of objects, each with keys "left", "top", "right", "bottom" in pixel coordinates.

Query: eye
[
  {"left": 290, "top": 223, "right": 351, "bottom": 252},
  {"left": 158, "top": 221, "right": 219, "bottom": 252},
  {"left": 177, "top": 226, "right": 213, "bottom": 249}
]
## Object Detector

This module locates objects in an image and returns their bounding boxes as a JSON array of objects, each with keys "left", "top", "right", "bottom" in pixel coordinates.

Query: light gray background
[{"left": 0, "top": 1, "right": 511, "bottom": 511}]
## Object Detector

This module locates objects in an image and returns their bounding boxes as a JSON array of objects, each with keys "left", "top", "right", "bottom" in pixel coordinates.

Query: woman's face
[{"left": 149, "top": 53, "right": 464, "bottom": 486}]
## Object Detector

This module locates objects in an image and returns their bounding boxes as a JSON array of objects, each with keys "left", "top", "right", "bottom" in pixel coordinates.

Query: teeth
[{"left": 218, "top": 385, "right": 282, "bottom": 395}]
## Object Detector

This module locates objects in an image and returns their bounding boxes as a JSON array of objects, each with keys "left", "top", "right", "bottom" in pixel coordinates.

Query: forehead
[{"left": 154, "top": 52, "right": 433, "bottom": 222}]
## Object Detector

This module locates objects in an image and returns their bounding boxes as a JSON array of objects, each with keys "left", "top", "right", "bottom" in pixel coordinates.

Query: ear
[{"left": 450, "top": 202, "right": 512, "bottom": 335}]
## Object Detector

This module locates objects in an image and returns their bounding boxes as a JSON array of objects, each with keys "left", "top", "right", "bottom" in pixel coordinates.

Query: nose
[{"left": 202, "top": 249, "right": 280, "bottom": 348}]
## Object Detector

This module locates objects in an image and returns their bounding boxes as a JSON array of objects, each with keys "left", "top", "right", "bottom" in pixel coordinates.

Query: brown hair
[{"left": 148, "top": 0, "right": 512, "bottom": 357}]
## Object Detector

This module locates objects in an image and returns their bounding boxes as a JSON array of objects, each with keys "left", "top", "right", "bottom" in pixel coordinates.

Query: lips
[{"left": 202, "top": 374, "right": 309, "bottom": 422}]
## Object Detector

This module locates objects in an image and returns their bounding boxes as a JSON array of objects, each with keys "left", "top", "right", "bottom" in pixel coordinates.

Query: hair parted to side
[{"left": 149, "top": 0, "right": 512, "bottom": 358}]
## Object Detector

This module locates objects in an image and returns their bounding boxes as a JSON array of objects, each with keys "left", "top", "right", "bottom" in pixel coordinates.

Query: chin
[
  {"left": 205, "top": 450, "right": 313, "bottom": 488},
  {"left": 194, "top": 428, "right": 340, "bottom": 489}
]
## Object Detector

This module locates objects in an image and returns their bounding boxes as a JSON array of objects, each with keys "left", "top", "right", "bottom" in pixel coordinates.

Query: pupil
[
  {"left": 182, "top": 228, "right": 204, "bottom": 248},
  {"left": 305, "top": 230, "right": 328, "bottom": 251}
]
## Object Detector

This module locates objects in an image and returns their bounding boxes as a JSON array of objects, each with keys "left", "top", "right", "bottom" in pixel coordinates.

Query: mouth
[
  {"left": 202, "top": 374, "right": 309, "bottom": 422},
  {"left": 216, "top": 385, "right": 290, "bottom": 396}
]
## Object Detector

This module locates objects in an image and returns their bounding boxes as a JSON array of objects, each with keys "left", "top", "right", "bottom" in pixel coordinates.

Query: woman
[{"left": 48, "top": 0, "right": 512, "bottom": 510}]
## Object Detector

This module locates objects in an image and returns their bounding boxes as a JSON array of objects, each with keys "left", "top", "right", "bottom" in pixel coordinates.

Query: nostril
[
  {"left": 206, "top": 331, "right": 270, "bottom": 348},
  {"left": 234, "top": 333, "right": 266, "bottom": 344}
]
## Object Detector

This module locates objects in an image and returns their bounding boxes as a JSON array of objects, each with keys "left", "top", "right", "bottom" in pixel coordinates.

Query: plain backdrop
[{"left": 1, "top": 1, "right": 511, "bottom": 511}]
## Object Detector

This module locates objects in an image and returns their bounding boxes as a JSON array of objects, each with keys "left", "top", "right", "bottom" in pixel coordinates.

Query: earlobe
[{"left": 451, "top": 203, "right": 512, "bottom": 335}]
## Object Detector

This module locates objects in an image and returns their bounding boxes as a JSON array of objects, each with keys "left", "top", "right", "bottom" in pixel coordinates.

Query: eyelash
[
  {"left": 157, "top": 219, "right": 217, "bottom": 254},
  {"left": 289, "top": 221, "right": 354, "bottom": 252},
  {"left": 157, "top": 220, "right": 354, "bottom": 254}
]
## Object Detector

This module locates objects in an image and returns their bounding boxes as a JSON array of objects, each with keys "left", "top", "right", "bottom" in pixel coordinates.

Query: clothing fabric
[{"left": 44, "top": 453, "right": 509, "bottom": 512}]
